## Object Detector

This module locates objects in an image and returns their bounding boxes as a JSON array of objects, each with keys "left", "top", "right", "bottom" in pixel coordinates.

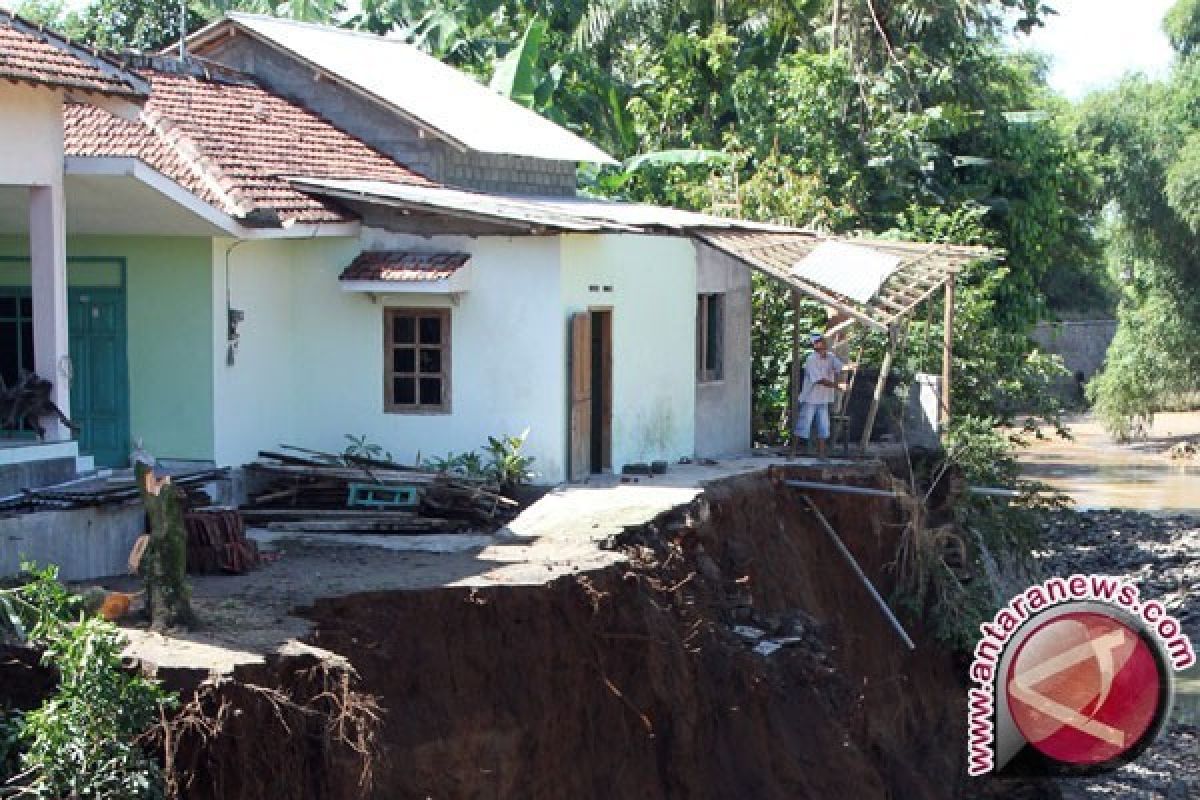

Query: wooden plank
[
  {"left": 239, "top": 509, "right": 420, "bottom": 521},
  {"left": 942, "top": 275, "right": 956, "bottom": 431},
  {"left": 599, "top": 311, "right": 612, "bottom": 471},
  {"left": 568, "top": 311, "right": 592, "bottom": 482},
  {"left": 860, "top": 330, "right": 898, "bottom": 452}
]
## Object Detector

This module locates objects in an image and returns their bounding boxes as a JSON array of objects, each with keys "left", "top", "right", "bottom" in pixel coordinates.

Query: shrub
[{"left": 0, "top": 564, "right": 175, "bottom": 799}]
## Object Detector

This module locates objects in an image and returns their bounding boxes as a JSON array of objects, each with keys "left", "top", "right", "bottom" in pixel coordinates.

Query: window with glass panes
[
  {"left": 385, "top": 308, "right": 450, "bottom": 412},
  {"left": 696, "top": 293, "right": 724, "bottom": 383}
]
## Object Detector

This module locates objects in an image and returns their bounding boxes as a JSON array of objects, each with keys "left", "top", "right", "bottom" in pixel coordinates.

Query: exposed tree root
[{"left": 152, "top": 657, "right": 381, "bottom": 800}]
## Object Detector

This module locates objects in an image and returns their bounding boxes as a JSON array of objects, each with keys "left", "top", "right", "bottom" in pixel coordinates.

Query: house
[{"left": 1, "top": 11, "right": 981, "bottom": 492}]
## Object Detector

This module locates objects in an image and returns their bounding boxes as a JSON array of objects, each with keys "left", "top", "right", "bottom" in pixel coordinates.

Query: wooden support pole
[
  {"left": 789, "top": 290, "right": 803, "bottom": 446},
  {"left": 830, "top": 0, "right": 842, "bottom": 52},
  {"left": 860, "top": 327, "right": 897, "bottom": 453},
  {"left": 941, "top": 275, "right": 956, "bottom": 431}
]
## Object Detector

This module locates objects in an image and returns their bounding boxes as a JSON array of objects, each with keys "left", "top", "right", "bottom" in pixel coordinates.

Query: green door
[{"left": 68, "top": 288, "right": 130, "bottom": 468}]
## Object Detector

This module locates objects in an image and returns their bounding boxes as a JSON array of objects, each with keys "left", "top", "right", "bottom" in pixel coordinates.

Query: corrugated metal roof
[
  {"left": 792, "top": 242, "right": 901, "bottom": 304},
  {"left": 289, "top": 178, "right": 640, "bottom": 232},
  {"left": 289, "top": 177, "right": 790, "bottom": 234},
  {"left": 695, "top": 230, "right": 995, "bottom": 331},
  {"left": 197, "top": 14, "right": 617, "bottom": 166}
]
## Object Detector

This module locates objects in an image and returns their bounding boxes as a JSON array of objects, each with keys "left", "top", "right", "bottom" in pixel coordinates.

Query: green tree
[{"left": 1080, "top": 0, "right": 1200, "bottom": 437}]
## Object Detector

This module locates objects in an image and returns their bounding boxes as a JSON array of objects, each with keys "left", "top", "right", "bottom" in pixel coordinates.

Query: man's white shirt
[{"left": 799, "top": 352, "right": 844, "bottom": 404}]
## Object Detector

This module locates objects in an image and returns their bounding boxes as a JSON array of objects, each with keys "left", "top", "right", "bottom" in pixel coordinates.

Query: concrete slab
[
  {"left": 115, "top": 453, "right": 880, "bottom": 676},
  {"left": 0, "top": 502, "right": 142, "bottom": 580},
  {"left": 250, "top": 530, "right": 495, "bottom": 553}
]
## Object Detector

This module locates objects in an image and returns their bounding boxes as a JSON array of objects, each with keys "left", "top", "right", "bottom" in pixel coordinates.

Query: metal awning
[{"left": 694, "top": 230, "right": 996, "bottom": 332}]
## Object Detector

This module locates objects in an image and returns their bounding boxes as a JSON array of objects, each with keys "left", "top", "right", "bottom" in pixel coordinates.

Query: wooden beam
[
  {"left": 790, "top": 289, "right": 803, "bottom": 437},
  {"left": 941, "top": 275, "right": 956, "bottom": 431},
  {"left": 860, "top": 328, "right": 898, "bottom": 453}
]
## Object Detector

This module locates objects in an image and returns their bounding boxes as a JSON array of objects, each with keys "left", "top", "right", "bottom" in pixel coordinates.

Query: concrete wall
[
  {"left": 210, "top": 233, "right": 571, "bottom": 480},
  {"left": 200, "top": 36, "right": 579, "bottom": 196},
  {"left": 0, "top": 504, "right": 144, "bottom": 580},
  {"left": 0, "top": 236, "right": 216, "bottom": 461},
  {"left": 694, "top": 243, "right": 752, "bottom": 458},
  {"left": 0, "top": 83, "right": 62, "bottom": 186},
  {"left": 1031, "top": 319, "right": 1118, "bottom": 380},
  {"left": 208, "top": 231, "right": 699, "bottom": 482},
  {"left": 561, "top": 234, "right": 697, "bottom": 470}
]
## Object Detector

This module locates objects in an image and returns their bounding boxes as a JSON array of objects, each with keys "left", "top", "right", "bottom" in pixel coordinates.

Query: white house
[{"left": 1, "top": 12, "right": 978, "bottom": 491}]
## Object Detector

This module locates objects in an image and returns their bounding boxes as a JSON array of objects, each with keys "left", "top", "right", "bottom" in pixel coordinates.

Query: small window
[
  {"left": 385, "top": 308, "right": 450, "bottom": 413},
  {"left": 697, "top": 293, "right": 724, "bottom": 383}
]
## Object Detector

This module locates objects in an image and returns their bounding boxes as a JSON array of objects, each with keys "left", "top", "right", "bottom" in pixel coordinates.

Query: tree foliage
[{"left": 1079, "top": 0, "right": 1200, "bottom": 437}]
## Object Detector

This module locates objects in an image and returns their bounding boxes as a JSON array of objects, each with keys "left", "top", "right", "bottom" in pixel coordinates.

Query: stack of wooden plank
[
  {"left": 240, "top": 447, "right": 520, "bottom": 534},
  {"left": 0, "top": 468, "right": 227, "bottom": 514}
]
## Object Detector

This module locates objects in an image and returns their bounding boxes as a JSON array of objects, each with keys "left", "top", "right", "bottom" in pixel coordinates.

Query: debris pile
[
  {"left": 1168, "top": 439, "right": 1199, "bottom": 461},
  {"left": 241, "top": 448, "right": 519, "bottom": 534}
]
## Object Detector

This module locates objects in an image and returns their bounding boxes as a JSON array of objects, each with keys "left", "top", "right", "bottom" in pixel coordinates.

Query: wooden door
[{"left": 568, "top": 312, "right": 592, "bottom": 482}]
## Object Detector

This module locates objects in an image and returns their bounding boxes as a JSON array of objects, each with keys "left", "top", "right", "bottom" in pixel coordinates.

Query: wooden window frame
[
  {"left": 696, "top": 292, "right": 724, "bottom": 384},
  {"left": 384, "top": 307, "right": 452, "bottom": 414}
]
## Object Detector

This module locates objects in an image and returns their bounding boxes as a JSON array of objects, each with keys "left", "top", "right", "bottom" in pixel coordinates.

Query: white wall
[
  {"left": 0, "top": 83, "right": 62, "bottom": 186},
  {"left": 208, "top": 230, "right": 699, "bottom": 483},
  {"left": 211, "top": 237, "right": 314, "bottom": 465},
  {"left": 210, "top": 232, "right": 569, "bottom": 479},
  {"left": 560, "top": 234, "right": 697, "bottom": 472},
  {"left": 695, "top": 242, "right": 753, "bottom": 457}
]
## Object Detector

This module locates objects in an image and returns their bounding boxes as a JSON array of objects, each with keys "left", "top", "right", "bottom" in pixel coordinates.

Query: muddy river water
[{"left": 1018, "top": 411, "right": 1200, "bottom": 514}]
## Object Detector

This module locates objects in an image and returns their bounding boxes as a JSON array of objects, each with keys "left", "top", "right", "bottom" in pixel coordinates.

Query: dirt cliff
[{"left": 293, "top": 464, "right": 970, "bottom": 799}]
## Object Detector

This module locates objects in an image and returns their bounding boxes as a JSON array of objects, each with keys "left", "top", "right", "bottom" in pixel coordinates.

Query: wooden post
[
  {"left": 860, "top": 327, "right": 897, "bottom": 453},
  {"left": 830, "top": 0, "right": 842, "bottom": 52},
  {"left": 789, "top": 290, "right": 803, "bottom": 447},
  {"left": 941, "top": 275, "right": 956, "bottom": 432},
  {"left": 136, "top": 462, "right": 196, "bottom": 630}
]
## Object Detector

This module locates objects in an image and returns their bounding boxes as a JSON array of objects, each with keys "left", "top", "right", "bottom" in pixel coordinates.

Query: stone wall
[
  {"left": 1031, "top": 319, "right": 1118, "bottom": 404},
  {"left": 200, "top": 37, "right": 579, "bottom": 196}
]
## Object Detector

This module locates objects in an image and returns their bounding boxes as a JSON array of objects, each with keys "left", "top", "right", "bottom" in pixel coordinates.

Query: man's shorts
[{"left": 795, "top": 402, "right": 831, "bottom": 439}]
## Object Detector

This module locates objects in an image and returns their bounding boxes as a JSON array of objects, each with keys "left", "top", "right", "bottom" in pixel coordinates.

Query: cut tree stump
[{"left": 136, "top": 462, "right": 197, "bottom": 630}]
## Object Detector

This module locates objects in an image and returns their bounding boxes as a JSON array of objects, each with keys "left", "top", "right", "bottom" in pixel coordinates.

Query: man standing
[{"left": 790, "top": 333, "right": 844, "bottom": 459}]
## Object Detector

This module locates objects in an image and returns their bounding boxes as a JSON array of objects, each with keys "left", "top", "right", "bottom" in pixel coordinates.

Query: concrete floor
[{"left": 118, "top": 453, "right": 864, "bottom": 675}]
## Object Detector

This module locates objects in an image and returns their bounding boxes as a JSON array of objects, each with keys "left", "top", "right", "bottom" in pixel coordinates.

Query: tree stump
[{"left": 135, "top": 462, "right": 197, "bottom": 630}]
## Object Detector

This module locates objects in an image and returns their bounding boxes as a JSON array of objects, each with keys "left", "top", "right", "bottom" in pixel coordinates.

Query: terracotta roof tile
[
  {"left": 64, "top": 64, "right": 433, "bottom": 225},
  {"left": 339, "top": 251, "right": 470, "bottom": 282},
  {"left": 0, "top": 12, "right": 144, "bottom": 97}
]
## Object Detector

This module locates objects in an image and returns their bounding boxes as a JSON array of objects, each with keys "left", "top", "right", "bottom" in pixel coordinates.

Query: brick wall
[{"left": 201, "top": 37, "right": 579, "bottom": 196}]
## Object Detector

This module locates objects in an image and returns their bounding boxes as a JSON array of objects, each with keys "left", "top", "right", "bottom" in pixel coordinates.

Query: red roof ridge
[{"left": 138, "top": 106, "right": 260, "bottom": 219}]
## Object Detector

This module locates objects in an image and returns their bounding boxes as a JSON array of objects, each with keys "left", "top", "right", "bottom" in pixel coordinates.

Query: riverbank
[{"left": 1039, "top": 509, "right": 1199, "bottom": 800}]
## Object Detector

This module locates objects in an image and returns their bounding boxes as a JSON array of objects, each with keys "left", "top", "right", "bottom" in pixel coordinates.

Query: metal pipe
[
  {"left": 801, "top": 495, "right": 916, "bottom": 651},
  {"left": 783, "top": 479, "right": 899, "bottom": 498}
]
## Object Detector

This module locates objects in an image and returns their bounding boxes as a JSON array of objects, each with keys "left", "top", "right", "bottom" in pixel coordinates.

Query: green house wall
[{"left": 0, "top": 236, "right": 215, "bottom": 461}]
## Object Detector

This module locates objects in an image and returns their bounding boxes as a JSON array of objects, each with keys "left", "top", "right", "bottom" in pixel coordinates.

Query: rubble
[{"left": 241, "top": 448, "right": 520, "bottom": 532}]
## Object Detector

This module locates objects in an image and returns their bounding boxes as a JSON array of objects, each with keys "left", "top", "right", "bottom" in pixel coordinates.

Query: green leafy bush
[
  {"left": 422, "top": 450, "right": 486, "bottom": 479},
  {"left": 482, "top": 430, "right": 536, "bottom": 490},
  {"left": 342, "top": 433, "right": 394, "bottom": 463},
  {"left": 0, "top": 564, "right": 174, "bottom": 799}
]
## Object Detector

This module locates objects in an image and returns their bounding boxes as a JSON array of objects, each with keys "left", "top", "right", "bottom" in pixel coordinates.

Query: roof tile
[
  {"left": 0, "top": 12, "right": 144, "bottom": 97},
  {"left": 339, "top": 251, "right": 470, "bottom": 282},
  {"left": 64, "top": 64, "right": 433, "bottom": 225}
]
